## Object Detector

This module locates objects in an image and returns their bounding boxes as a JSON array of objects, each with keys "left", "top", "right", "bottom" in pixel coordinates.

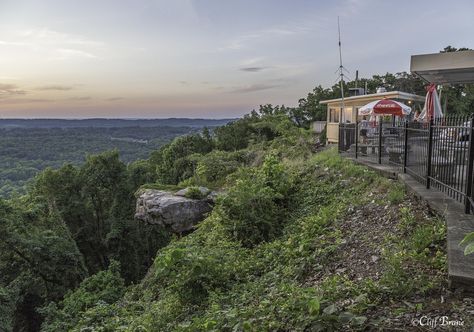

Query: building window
[
  {"left": 329, "top": 108, "right": 340, "bottom": 122},
  {"left": 344, "top": 107, "right": 353, "bottom": 123}
]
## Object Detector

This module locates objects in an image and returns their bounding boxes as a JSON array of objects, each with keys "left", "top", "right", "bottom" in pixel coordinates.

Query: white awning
[{"left": 410, "top": 50, "right": 474, "bottom": 84}]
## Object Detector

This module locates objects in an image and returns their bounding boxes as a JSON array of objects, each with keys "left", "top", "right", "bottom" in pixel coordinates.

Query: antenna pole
[{"left": 338, "top": 17, "right": 345, "bottom": 123}]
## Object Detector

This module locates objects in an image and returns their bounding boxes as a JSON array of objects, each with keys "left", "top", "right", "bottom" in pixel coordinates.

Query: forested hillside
[
  {"left": 1, "top": 104, "right": 471, "bottom": 331},
  {"left": 1, "top": 69, "right": 473, "bottom": 331},
  {"left": 0, "top": 125, "right": 209, "bottom": 197}
]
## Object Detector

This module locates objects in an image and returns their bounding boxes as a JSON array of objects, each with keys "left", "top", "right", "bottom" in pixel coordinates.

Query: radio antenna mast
[{"left": 337, "top": 16, "right": 346, "bottom": 123}]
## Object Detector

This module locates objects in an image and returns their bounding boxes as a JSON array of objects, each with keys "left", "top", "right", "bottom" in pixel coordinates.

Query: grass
[
  {"left": 49, "top": 147, "right": 464, "bottom": 331},
  {"left": 136, "top": 183, "right": 186, "bottom": 194},
  {"left": 387, "top": 183, "right": 405, "bottom": 204}
]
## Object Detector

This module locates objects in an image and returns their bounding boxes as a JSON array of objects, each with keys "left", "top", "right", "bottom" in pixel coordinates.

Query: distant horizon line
[{"left": 0, "top": 117, "right": 238, "bottom": 120}]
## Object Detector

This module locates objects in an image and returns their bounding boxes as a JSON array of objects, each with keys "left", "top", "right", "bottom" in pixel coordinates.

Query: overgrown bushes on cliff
[
  {"left": 39, "top": 261, "right": 125, "bottom": 332},
  {"left": 0, "top": 152, "right": 171, "bottom": 331},
  {"left": 2, "top": 104, "right": 459, "bottom": 331},
  {"left": 0, "top": 110, "right": 305, "bottom": 331},
  {"left": 40, "top": 147, "right": 455, "bottom": 331},
  {"left": 218, "top": 153, "right": 292, "bottom": 247}
]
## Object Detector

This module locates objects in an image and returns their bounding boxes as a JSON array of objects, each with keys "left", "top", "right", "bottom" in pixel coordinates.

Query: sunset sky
[{"left": 0, "top": 0, "right": 473, "bottom": 118}]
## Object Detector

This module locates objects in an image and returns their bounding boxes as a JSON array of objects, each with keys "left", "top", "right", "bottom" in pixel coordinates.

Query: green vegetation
[
  {"left": 39, "top": 261, "right": 125, "bottom": 332},
  {"left": 0, "top": 150, "right": 170, "bottom": 331},
  {"left": 0, "top": 125, "right": 201, "bottom": 197},
  {"left": 461, "top": 232, "right": 474, "bottom": 255},
  {"left": 1, "top": 67, "right": 473, "bottom": 330},
  {"left": 3, "top": 59, "right": 473, "bottom": 198},
  {"left": 183, "top": 187, "right": 209, "bottom": 200},
  {"left": 1, "top": 106, "right": 455, "bottom": 330},
  {"left": 35, "top": 145, "right": 457, "bottom": 331}
]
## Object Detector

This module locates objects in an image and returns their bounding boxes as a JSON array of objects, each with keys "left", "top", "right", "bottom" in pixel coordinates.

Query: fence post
[
  {"left": 355, "top": 121, "right": 358, "bottom": 159},
  {"left": 378, "top": 119, "right": 383, "bottom": 164},
  {"left": 403, "top": 120, "right": 408, "bottom": 173},
  {"left": 465, "top": 115, "right": 474, "bottom": 213},
  {"left": 426, "top": 118, "right": 434, "bottom": 189}
]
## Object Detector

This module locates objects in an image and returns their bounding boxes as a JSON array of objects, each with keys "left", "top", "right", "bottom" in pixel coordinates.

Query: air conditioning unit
[{"left": 348, "top": 88, "right": 365, "bottom": 96}]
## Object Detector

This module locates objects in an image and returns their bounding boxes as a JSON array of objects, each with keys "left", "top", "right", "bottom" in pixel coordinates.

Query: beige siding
[
  {"left": 323, "top": 92, "right": 424, "bottom": 143},
  {"left": 327, "top": 123, "right": 339, "bottom": 143}
]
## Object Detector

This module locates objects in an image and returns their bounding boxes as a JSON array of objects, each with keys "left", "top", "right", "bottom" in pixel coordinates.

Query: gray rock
[
  {"left": 205, "top": 190, "right": 220, "bottom": 203},
  {"left": 135, "top": 189, "right": 213, "bottom": 233},
  {"left": 174, "top": 186, "right": 210, "bottom": 197}
]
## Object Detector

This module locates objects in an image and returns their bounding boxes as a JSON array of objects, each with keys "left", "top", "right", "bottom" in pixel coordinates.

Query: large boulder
[
  {"left": 174, "top": 186, "right": 210, "bottom": 198},
  {"left": 135, "top": 189, "right": 214, "bottom": 233}
]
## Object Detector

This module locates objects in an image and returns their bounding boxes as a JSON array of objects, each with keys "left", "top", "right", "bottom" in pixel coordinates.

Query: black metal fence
[{"left": 338, "top": 115, "right": 474, "bottom": 214}]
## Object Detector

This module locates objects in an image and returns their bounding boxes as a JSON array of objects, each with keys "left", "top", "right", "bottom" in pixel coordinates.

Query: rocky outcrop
[
  {"left": 174, "top": 186, "right": 210, "bottom": 198},
  {"left": 135, "top": 188, "right": 214, "bottom": 233}
]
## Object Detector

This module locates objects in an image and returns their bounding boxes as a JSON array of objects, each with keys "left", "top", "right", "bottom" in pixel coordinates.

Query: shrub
[
  {"left": 214, "top": 119, "right": 253, "bottom": 151},
  {"left": 194, "top": 150, "right": 248, "bottom": 186},
  {"left": 461, "top": 232, "right": 474, "bottom": 255},
  {"left": 40, "top": 260, "right": 126, "bottom": 332},
  {"left": 184, "top": 186, "right": 207, "bottom": 200},
  {"left": 319, "top": 124, "right": 327, "bottom": 143},
  {"left": 153, "top": 246, "right": 235, "bottom": 304},
  {"left": 156, "top": 134, "right": 213, "bottom": 185},
  {"left": 387, "top": 183, "right": 405, "bottom": 204},
  {"left": 218, "top": 154, "right": 291, "bottom": 247}
]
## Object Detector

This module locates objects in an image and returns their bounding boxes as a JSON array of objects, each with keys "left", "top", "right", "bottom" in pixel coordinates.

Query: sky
[{"left": 0, "top": 0, "right": 473, "bottom": 119}]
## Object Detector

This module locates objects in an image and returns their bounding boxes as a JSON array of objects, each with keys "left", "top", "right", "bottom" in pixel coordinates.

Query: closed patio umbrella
[{"left": 418, "top": 83, "right": 443, "bottom": 121}]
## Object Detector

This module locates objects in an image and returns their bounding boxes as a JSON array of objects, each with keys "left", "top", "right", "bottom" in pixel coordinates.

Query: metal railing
[{"left": 338, "top": 115, "right": 474, "bottom": 214}]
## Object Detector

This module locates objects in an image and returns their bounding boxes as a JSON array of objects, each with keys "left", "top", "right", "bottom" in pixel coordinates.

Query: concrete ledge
[
  {"left": 351, "top": 158, "right": 398, "bottom": 179},
  {"left": 346, "top": 156, "right": 474, "bottom": 290}
]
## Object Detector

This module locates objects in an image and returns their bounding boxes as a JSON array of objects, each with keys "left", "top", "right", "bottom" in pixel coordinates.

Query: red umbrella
[
  {"left": 358, "top": 99, "right": 412, "bottom": 117},
  {"left": 418, "top": 83, "right": 443, "bottom": 121}
]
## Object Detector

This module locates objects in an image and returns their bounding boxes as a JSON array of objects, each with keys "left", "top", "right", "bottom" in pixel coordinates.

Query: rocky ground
[{"left": 306, "top": 183, "right": 474, "bottom": 331}]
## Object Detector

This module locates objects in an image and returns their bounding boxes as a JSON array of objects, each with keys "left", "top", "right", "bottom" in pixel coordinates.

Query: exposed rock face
[
  {"left": 174, "top": 186, "right": 210, "bottom": 197},
  {"left": 135, "top": 189, "right": 214, "bottom": 233}
]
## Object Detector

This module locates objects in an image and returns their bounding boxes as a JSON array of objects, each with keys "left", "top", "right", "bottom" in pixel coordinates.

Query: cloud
[
  {"left": 240, "top": 67, "right": 266, "bottom": 72},
  {"left": 106, "top": 97, "right": 124, "bottom": 101},
  {"left": 339, "top": 0, "right": 369, "bottom": 16},
  {"left": 230, "top": 83, "right": 280, "bottom": 93},
  {"left": 55, "top": 48, "right": 98, "bottom": 59},
  {"left": 36, "top": 85, "right": 74, "bottom": 91},
  {"left": 241, "top": 57, "right": 265, "bottom": 66},
  {"left": 0, "top": 98, "right": 51, "bottom": 104},
  {"left": 68, "top": 96, "right": 91, "bottom": 101},
  {"left": 20, "top": 28, "right": 103, "bottom": 47},
  {"left": 0, "top": 76, "right": 20, "bottom": 81},
  {"left": 219, "top": 25, "right": 310, "bottom": 51},
  {"left": 239, "top": 57, "right": 268, "bottom": 72},
  {"left": 0, "top": 40, "right": 28, "bottom": 47},
  {"left": 1, "top": 28, "right": 103, "bottom": 60},
  {"left": 0, "top": 84, "right": 27, "bottom": 98}
]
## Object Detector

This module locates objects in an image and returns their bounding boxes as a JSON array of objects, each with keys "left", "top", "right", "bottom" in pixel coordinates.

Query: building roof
[
  {"left": 319, "top": 91, "right": 425, "bottom": 105},
  {"left": 410, "top": 50, "right": 474, "bottom": 84}
]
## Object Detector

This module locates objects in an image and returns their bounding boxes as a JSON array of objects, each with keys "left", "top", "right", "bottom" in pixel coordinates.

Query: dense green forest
[
  {"left": 0, "top": 125, "right": 210, "bottom": 197},
  {"left": 1, "top": 68, "right": 473, "bottom": 331}
]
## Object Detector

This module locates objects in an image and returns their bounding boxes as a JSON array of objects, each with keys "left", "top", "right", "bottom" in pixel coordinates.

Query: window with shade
[{"left": 344, "top": 107, "right": 353, "bottom": 123}]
